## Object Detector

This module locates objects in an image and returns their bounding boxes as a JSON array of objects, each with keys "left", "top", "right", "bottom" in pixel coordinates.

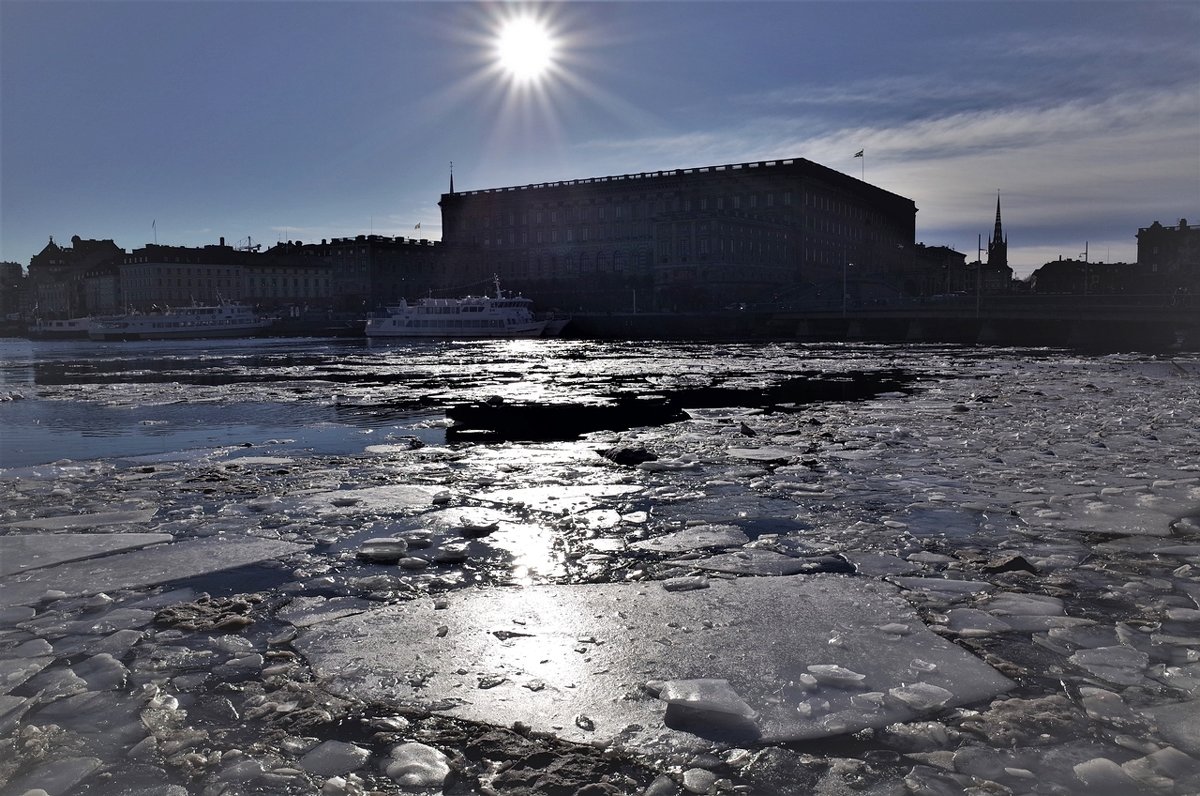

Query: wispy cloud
[{"left": 575, "top": 83, "right": 1197, "bottom": 275}]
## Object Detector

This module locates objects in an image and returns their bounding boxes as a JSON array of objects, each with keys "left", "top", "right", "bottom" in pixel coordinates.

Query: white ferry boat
[
  {"left": 28, "top": 317, "right": 93, "bottom": 340},
  {"left": 88, "top": 301, "right": 273, "bottom": 341},
  {"left": 365, "top": 280, "right": 547, "bottom": 339}
]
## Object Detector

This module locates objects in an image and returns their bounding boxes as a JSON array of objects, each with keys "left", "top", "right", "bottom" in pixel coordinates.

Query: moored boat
[
  {"left": 365, "top": 279, "right": 547, "bottom": 339},
  {"left": 28, "top": 317, "right": 93, "bottom": 340},
  {"left": 88, "top": 301, "right": 273, "bottom": 341}
]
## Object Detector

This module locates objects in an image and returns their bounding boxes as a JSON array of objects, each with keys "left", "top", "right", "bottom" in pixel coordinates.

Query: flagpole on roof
[{"left": 853, "top": 149, "right": 865, "bottom": 181}]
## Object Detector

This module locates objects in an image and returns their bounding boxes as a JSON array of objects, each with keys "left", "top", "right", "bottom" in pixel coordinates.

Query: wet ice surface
[{"left": 2, "top": 338, "right": 1200, "bottom": 794}]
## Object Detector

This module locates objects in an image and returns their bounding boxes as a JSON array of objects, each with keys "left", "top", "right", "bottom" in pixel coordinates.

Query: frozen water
[
  {"left": 666, "top": 548, "right": 815, "bottom": 576},
  {"left": 631, "top": 524, "right": 749, "bottom": 553},
  {"left": 3, "top": 341, "right": 1200, "bottom": 793},
  {"left": 1140, "top": 699, "right": 1200, "bottom": 756},
  {"left": 0, "top": 537, "right": 308, "bottom": 606},
  {"left": 5, "top": 508, "right": 158, "bottom": 530},
  {"left": 384, "top": 741, "right": 450, "bottom": 788},
  {"left": 299, "top": 740, "right": 372, "bottom": 777},
  {"left": 0, "top": 755, "right": 102, "bottom": 795},
  {"left": 0, "top": 532, "right": 172, "bottom": 576},
  {"left": 1069, "top": 646, "right": 1150, "bottom": 685},
  {"left": 296, "top": 575, "right": 1013, "bottom": 753}
]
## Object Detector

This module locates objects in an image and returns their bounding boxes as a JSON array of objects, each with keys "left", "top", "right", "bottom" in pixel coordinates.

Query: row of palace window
[
  {"left": 463, "top": 187, "right": 903, "bottom": 232},
  {"left": 469, "top": 190, "right": 803, "bottom": 229}
]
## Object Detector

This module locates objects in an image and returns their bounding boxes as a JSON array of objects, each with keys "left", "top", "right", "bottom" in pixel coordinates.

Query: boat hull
[
  {"left": 88, "top": 323, "right": 272, "bottom": 341},
  {"left": 365, "top": 320, "right": 547, "bottom": 339},
  {"left": 87, "top": 303, "right": 273, "bottom": 341},
  {"left": 28, "top": 319, "right": 92, "bottom": 340}
]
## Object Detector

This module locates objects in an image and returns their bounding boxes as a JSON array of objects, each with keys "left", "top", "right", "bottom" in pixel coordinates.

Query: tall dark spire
[
  {"left": 993, "top": 193, "right": 1003, "bottom": 243},
  {"left": 987, "top": 192, "right": 1008, "bottom": 270},
  {"left": 449, "top": 161, "right": 455, "bottom": 195}
]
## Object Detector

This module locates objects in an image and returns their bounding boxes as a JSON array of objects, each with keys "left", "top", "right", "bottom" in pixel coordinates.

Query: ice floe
[{"left": 296, "top": 575, "right": 1013, "bottom": 754}]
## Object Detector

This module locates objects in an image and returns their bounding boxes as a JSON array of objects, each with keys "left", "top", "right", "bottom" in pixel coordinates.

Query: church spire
[
  {"left": 449, "top": 161, "right": 455, "bottom": 195},
  {"left": 992, "top": 192, "right": 1004, "bottom": 244},
  {"left": 987, "top": 192, "right": 1008, "bottom": 270}
]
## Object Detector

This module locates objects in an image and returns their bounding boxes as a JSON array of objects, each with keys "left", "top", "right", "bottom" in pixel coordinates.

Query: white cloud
[{"left": 576, "top": 83, "right": 1197, "bottom": 277}]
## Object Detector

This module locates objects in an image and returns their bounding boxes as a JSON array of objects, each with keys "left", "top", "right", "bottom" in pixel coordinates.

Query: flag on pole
[
  {"left": 414, "top": 222, "right": 421, "bottom": 230},
  {"left": 853, "top": 150, "right": 864, "bottom": 158}
]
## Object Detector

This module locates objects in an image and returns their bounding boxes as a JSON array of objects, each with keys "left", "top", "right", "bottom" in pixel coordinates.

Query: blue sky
[{"left": 2, "top": 1, "right": 1197, "bottom": 278}]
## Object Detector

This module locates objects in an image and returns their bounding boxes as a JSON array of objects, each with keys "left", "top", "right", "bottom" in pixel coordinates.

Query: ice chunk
[
  {"left": 0, "top": 532, "right": 172, "bottom": 576},
  {"left": 1069, "top": 646, "right": 1149, "bottom": 685},
  {"left": 727, "top": 446, "right": 803, "bottom": 463},
  {"left": 1078, "top": 687, "right": 1144, "bottom": 728},
  {"left": 292, "top": 485, "right": 448, "bottom": 516},
  {"left": 0, "top": 756, "right": 101, "bottom": 795},
  {"left": 385, "top": 741, "right": 450, "bottom": 789},
  {"left": 299, "top": 740, "right": 371, "bottom": 777},
  {"left": 807, "top": 665, "right": 867, "bottom": 687},
  {"left": 652, "top": 678, "right": 761, "bottom": 741},
  {"left": 983, "top": 592, "right": 1065, "bottom": 616},
  {"left": 681, "top": 767, "right": 719, "bottom": 794},
  {"left": 845, "top": 553, "right": 920, "bottom": 576},
  {"left": 278, "top": 596, "right": 373, "bottom": 629},
  {"left": 943, "top": 609, "right": 1013, "bottom": 637},
  {"left": 355, "top": 537, "right": 409, "bottom": 563},
  {"left": 297, "top": 575, "right": 1013, "bottom": 753},
  {"left": 631, "top": 524, "right": 749, "bottom": 553},
  {"left": 888, "top": 683, "right": 954, "bottom": 711},
  {"left": 1073, "top": 757, "right": 1145, "bottom": 792},
  {"left": 1139, "top": 699, "right": 1200, "bottom": 756},
  {"left": 662, "top": 576, "right": 710, "bottom": 592},
  {"left": 1122, "top": 746, "right": 1199, "bottom": 785},
  {"left": 653, "top": 678, "right": 757, "bottom": 717},
  {"left": 667, "top": 548, "right": 814, "bottom": 576},
  {"left": 1, "top": 656, "right": 54, "bottom": 695},
  {"left": 5, "top": 508, "right": 158, "bottom": 530},
  {"left": 0, "top": 537, "right": 309, "bottom": 607},
  {"left": 890, "top": 577, "right": 994, "bottom": 599},
  {"left": 73, "top": 653, "right": 129, "bottom": 690}
]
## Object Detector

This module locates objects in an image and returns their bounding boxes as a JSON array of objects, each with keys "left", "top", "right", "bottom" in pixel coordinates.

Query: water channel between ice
[{"left": 1, "top": 337, "right": 1199, "bottom": 795}]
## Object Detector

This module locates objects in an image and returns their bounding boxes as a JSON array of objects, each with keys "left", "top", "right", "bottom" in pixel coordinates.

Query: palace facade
[{"left": 438, "top": 157, "right": 918, "bottom": 312}]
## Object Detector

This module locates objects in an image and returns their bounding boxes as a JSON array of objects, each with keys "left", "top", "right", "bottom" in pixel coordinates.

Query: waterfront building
[
  {"left": 438, "top": 157, "right": 918, "bottom": 312},
  {"left": 1138, "top": 219, "right": 1199, "bottom": 291},
  {"left": 912, "top": 244, "right": 967, "bottom": 295},
  {"left": 28, "top": 236, "right": 123, "bottom": 318},
  {"left": 0, "top": 262, "right": 24, "bottom": 321},
  {"left": 251, "top": 242, "right": 333, "bottom": 309},
  {"left": 269, "top": 236, "right": 447, "bottom": 311},
  {"left": 116, "top": 242, "right": 254, "bottom": 311}
]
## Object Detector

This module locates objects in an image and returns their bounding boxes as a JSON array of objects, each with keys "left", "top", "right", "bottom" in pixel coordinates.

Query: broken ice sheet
[
  {"left": 666, "top": 548, "right": 823, "bottom": 577},
  {"left": 4, "top": 508, "right": 158, "bottom": 531},
  {"left": 630, "top": 524, "right": 749, "bottom": 554},
  {"left": 287, "top": 484, "right": 446, "bottom": 517},
  {"left": 0, "top": 537, "right": 308, "bottom": 607},
  {"left": 472, "top": 484, "right": 642, "bottom": 515},
  {"left": 0, "top": 532, "right": 172, "bottom": 576},
  {"left": 296, "top": 575, "right": 1013, "bottom": 754}
]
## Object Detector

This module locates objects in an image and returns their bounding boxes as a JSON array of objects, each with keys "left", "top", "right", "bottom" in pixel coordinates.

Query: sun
[{"left": 495, "top": 15, "right": 557, "bottom": 83}]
